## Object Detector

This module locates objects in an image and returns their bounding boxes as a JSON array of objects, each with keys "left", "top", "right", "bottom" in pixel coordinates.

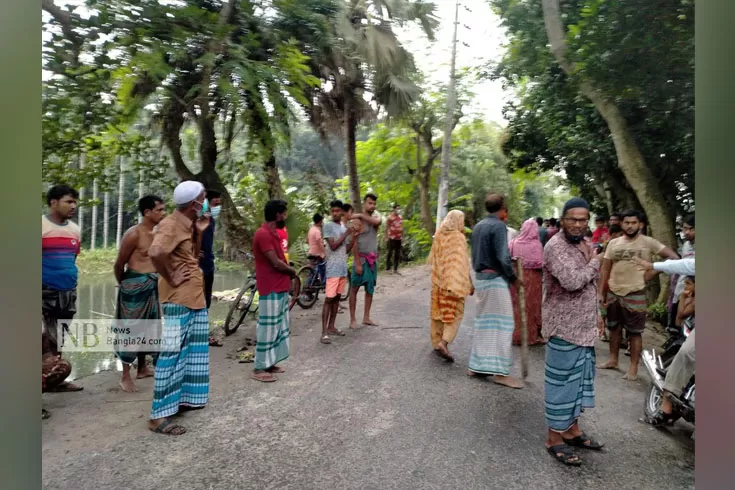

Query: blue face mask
[
  {"left": 197, "top": 198, "right": 209, "bottom": 218},
  {"left": 210, "top": 205, "right": 221, "bottom": 219}
]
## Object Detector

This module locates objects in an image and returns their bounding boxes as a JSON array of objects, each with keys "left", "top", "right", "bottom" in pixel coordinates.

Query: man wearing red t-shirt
[
  {"left": 591, "top": 216, "right": 609, "bottom": 247},
  {"left": 276, "top": 223, "right": 290, "bottom": 264},
  {"left": 252, "top": 200, "right": 296, "bottom": 383}
]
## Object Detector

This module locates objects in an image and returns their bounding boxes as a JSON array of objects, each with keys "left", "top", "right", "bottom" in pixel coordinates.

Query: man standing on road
[
  {"left": 42, "top": 185, "right": 83, "bottom": 375},
  {"left": 307, "top": 213, "right": 327, "bottom": 284},
  {"left": 385, "top": 204, "right": 403, "bottom": 274},
  {"left": 598, "top": 210, "right": 678, "bottom": 380},
  {"left": 147, "top": 181, "right": 211, "bottom": 436},
  {"left": 349, "top": 193, "right": 382, "bottom": 329},
  {"left": 252, "top": 200, "right": 297, "bottom": 383},
  {"left": 467, "top": 193, "right": 523, "bottom": 389},
  {"left": 320, "top": 200, "right": 357, "bottom": 344},
  {"left": 113, "top": 195, "right": 166, "bottom": 393},
  {"left": 542, "top": 197, "right": 605, "bottom": 466},
  {"left": 667, "top": 215, "right": 695, "bottom": 334},
  {"left": 199, "top": 189, "right": 222, "bottom": 310}
]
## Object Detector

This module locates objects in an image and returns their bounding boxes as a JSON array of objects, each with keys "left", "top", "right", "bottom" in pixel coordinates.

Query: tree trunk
[
  {"left": 77, "top": 152, "right": 86, "bottom": 242},
  {"left": 418, "top": 169, "right": 435, "bottom": 235},
  {"left": 103, "top": 190, "right": 110, "bottom": 248},
  {"left": 264, "top": 151, "right": 284, "bottom": 200},
  {"left": 541, "top": 0, "right": 676, "bottom": 250},
  {"left": 138, "top": 169, "right": 145, "bottom": 224},
  {"left": 90, "top": 178, "right": 98, "bottom": 250},
  {"left": 116, "top": 157, "right": 125, "bottom": 248},
  {"left": 344, "top": 99, "right": 361, "bottom": 212}
]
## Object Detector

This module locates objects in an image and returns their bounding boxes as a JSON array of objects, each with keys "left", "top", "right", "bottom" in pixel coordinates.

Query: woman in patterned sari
[
  {"left": 428, "top": 210, "right": 474, "bottom": 362},
  {"left": 509, "top": 218, "right": 545, "bottom": 345}
]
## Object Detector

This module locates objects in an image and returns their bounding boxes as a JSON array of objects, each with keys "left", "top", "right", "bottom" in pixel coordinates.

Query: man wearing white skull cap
[{"left": 146, "top": 180, "right": 211, "bottom": 435}]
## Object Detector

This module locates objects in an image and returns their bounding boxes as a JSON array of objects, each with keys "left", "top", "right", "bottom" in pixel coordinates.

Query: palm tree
[{"left": 304, "top": 0, "right": 439, "bottom": 210}]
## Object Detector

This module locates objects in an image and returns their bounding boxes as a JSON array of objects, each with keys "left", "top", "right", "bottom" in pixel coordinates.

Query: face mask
[
  {"left": 197, "top": 198, "right": 209, "bottom": 218},
  {"left": 210, "top": 205, "right": 221, "bottom": 220}
]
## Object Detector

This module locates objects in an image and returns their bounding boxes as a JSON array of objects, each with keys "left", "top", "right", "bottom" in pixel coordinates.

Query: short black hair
[
  {"left": 595, "top": 216, "right": 606, "bottom": 223},
  {"left": 264, "top": 199, "right": 288, "bottom": 222},
  {"left": 609, "top": 213, "right": 621, "bottom": 220},
  {"left": 138, "top": 195, "right": 164, "bottom": 215},
  {"left": 549, "top": 218, "right": 558, "bottom": 227},
  {"left": 364, "top": 193, "right": 378, "bottom": 202},
  {"left": 609, "top": 224, "right": 622, "bottom": 235},
  {"left": 536, "top": 217, "right": 543, "bottom": 226},
  {"left": 342, "top": 203, "right": 353, "bottom": 212},
  {"left": 684, "top": 214, "right": 695, "bottom": 227},
  {"left": 393, "top": 203, "right": 400, "bottom": 209},
  {"left": 206, "top": 189, "right": 221, "bottom": 201},
  {"left": 621, "top": 210, "right": 641, "bottom": 221},
  {"left": 484, "top": 193, "right": 505, "bottom": 214},
  {"left": 46, "top": 185, "right": 79, "bottom": 206},
  {"left": 313, "top": 213, "right": 324, "bottom": 224},
  {"left": 330, "top": 199, "right": 344, "bottom": 209}
]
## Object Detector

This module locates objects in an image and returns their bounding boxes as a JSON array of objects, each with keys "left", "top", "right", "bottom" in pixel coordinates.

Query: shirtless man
[{"left": 113, "top": 195, "right": 166, "bottom": 392}]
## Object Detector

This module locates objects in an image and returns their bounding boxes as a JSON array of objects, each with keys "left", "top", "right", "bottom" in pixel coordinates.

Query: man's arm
[
  {"left": 633, "top": 257, "right": 695, "bottom": 277},
  {"left": 354, "top": 212, "right": 382, "bottom": 227},
  {"left": 597, "top": 258, "right": 613, "bottom": 300},
  {"left": 493, "top": 226, "right": 517, "bottom": 283},
  {"left": 114, "top": 229, "right": 138, "bottom": 284},
  {"left": 149, "top": 244, "right": 185, "bottom": 286},
  {"left": 547, "top": 246, "right": 601, "bottom": 292},
  {"left": 263, "top": 249, "right": 296, "bottom": 277},
  {"left": 658, "top": 245, "right": 680, "bottom": 260},
  {"left": 325, "top": 226, "right": 350, "bottom": 251}
]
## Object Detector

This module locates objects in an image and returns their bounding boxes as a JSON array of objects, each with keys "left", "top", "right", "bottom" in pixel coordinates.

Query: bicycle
[
  {"left": 223, "top": 253, "right": 301, "bottom": 336},
  {"left": 295, "top": 258, "right": 350, "bottom": 309}
]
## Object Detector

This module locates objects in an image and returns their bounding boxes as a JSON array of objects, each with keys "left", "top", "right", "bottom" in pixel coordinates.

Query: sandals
[
  {"left": 150, "top": 419, "right": 186, "bottom": 436},
  {"left": 547, "top": 444, "right": 582, "bottom": 466},
  {"left": 563, "top": 432, "right": 604, "bottom": 450},
  {"left": 326, "top": 329, "right": 345, "bottom": 336},
  {"left": 251, "top": 371, "right": 277, "bottom": 383},
  {"left": 46, "top": 381, "right": 84, "bottom": 392},
  {"left": 320, "top": 335, "right": 332, "bottom": 344}
]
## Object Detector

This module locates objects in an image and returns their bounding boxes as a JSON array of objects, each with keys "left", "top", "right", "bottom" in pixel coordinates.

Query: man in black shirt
[{"left": 467, "top": 194, "right": 523, "bottom": 389}]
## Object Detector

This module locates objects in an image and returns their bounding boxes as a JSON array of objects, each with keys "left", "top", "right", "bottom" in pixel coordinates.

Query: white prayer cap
[{"left": 173, "top": 181, "right": 205, "bottom": 205}]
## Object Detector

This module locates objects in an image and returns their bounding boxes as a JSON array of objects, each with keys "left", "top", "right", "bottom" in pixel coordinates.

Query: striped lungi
[
  {"left": 150, "top": 304, "right": 209, "bottom": 420},
  {"left": 544, "top": 337, "right": 596, "bottom": 432},
  {"left": 255, "top": 291, "right": 291, "bottom": 370},
  {"left": 468, "top": 276, "right": 515, "bottom": 376},
  {"left": 115, "top": 270, "right": 160, "bottom": 364}
]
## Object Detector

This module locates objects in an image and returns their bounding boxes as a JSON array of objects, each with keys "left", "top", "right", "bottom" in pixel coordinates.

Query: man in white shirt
[{"left": 633, "top": 257, "right": 695, "bottom": 425}]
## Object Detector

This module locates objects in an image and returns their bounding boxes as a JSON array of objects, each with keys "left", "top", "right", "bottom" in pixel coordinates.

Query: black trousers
[
  {"left": 203, "top": 270, "right": 215, "bottom": 309},
  {"left": 386, "top": 239, "right": 402, "bottom": 272}
]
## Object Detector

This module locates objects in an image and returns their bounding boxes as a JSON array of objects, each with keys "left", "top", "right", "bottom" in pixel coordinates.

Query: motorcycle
[{"left": 642, "top": 319, "right": 695, "bottom": 429}]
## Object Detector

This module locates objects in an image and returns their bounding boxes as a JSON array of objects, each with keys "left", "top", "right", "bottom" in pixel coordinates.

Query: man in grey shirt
[{"left": 349, "top": 193, "right": 382, "bottom": 329}]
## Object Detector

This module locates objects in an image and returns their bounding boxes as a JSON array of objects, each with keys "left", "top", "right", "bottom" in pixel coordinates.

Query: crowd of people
[
  {"left": 42, "top": 181, "right": 695, "bottom": 462},
  {"left": 427, "top": 194, "right": 695, "bottom": 465}
]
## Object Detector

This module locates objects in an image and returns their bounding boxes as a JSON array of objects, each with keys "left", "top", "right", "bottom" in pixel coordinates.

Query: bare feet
[
  {"left": 350, "top": 320, "right": 359, "bottom": 329},
  {"left": 136, "top": 366, "right": 155, "bottom": 379},
  {"left": 597, "top": 360, "right": 619, "bottom": 370},
  {"left": 435, "top": 342, "right": 454, "bottom": 362},
  {"left": 120, "top": 376, "right": 139, "bottom": 393},
  {"left": 493, "top": 375, "right": 524, "bottom": 389},
  {"left": 362, "top": 318, "right": 379, "bottom": 326},
  {"left": 622, "top": 373, "right": 638, "bottom": 381}
]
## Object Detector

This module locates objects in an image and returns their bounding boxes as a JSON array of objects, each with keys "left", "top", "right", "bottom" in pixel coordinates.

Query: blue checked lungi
[
  {"left": 255, "top": 291, "right": 290, "bottom": 370},
  {"left": 150, "top": 303, "right": 209, "bottom": 419},
  {"left": 544, "top": 336, "right": 596, "bottom": 432},
  {"left": 468, "top": 276, "right": 515, "bottom": 375}
]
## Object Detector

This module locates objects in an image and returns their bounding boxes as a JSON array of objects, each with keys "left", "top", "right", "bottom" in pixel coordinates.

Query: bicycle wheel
[
  {"left": 296, "top": 265, "right": 319, "bottom": 309},
  {"left": 288, "top": 275, "right": 301, "bottom": 312},
  {"left": 224, "top": 280, "right": 256, "bottom": 336}
]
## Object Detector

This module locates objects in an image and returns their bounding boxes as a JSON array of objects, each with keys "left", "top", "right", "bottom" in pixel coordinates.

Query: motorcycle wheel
[{"left": 644, "top": 383, "right": 681, "bottom": 424}]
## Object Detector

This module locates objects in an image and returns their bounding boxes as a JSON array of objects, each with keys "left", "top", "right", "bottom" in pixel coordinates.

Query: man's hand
[
  {"left": 598, "top": 316, "right": 606, "bottom": 337},
  {"left": 469, "top": 287, "right": 475, "bottom": 296},
  {"left": 632, "top": 256, "right": 653, "bottom": 271},
  {"left": 170, "top": 268, "right": 191, "bottom": 287},
  {"left": 195, "top": 216, "right": 210, "bottom": 234},
  {"left": 597, "top": 292, "right": 607, "bottom": 308}
]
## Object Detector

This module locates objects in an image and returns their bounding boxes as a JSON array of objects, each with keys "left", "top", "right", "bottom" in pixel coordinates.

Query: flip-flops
[
  {"left": 563, "top": 432, "right": 605, "bottom": 450},
  {"left": 150, "top": 419, "right": 186, "bottom": 435},
  {"left": 320, "top": 335, "right": 332, "bottom": 344},
  {"left": 547, "top": 444, "right": 582, "bottom": 466},
  {"left": 251, "top": 371, "right": 277, "bottom": 383},
  {"left": 326, "top": 329, "right": 345, "bottom": 336}
]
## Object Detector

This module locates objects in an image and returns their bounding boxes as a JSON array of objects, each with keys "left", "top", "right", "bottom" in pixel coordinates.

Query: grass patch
[{"left": 76, "top": 248, "right": 248, "bottom": 277}]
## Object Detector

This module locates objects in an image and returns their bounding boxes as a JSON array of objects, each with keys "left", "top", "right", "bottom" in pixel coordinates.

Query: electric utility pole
[{"left": 435, "top": 0, "right": 461, "bottom": 227}]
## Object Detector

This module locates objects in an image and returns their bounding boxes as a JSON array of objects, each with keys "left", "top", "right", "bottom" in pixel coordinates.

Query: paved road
[{"left": 42, "top": 266, "right": 694, "bottom": 490}]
